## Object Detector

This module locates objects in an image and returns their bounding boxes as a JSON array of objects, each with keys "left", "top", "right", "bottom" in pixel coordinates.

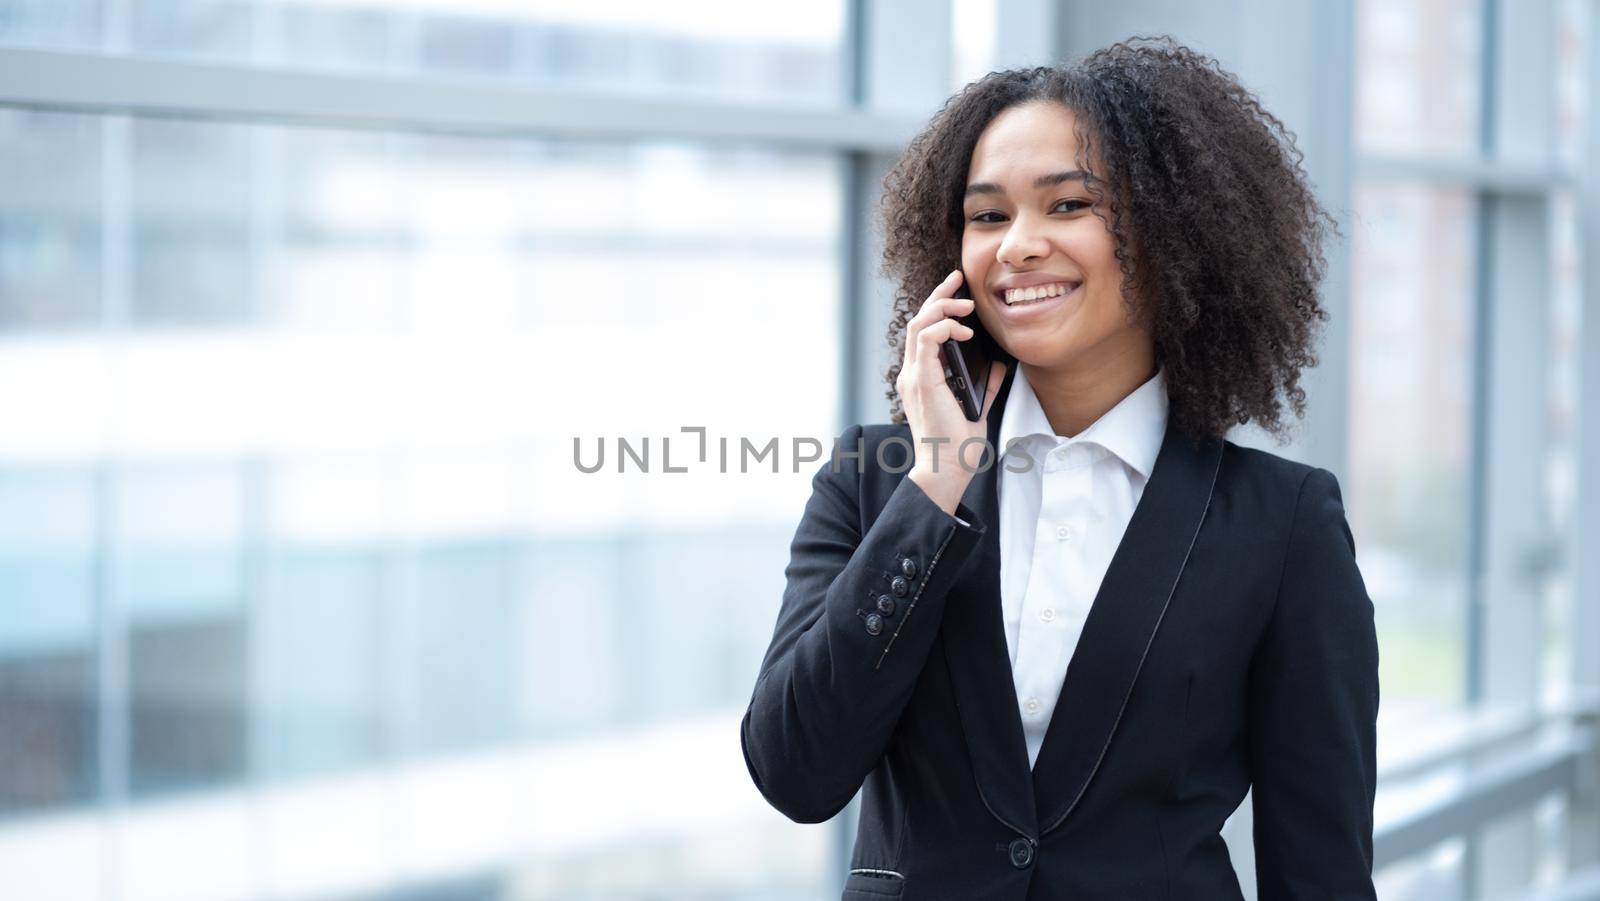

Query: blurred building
[{"left": 0, "top": 1, "right": 1594, "bottom": 899}]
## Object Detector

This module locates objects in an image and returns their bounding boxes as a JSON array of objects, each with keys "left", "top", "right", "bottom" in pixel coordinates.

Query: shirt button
[
  {"left": 1039, "top": 608, "right": 1055, "bottom": 623},
  {"left": 890, "top": 576, "right": 910, "bottom": 597},
  {"left": 1055, "top": 525, "right": 1072, "bottom": 541},
  {"left": 864, "top": 613, "right": 884, "bottom": 636},
  {"left": 900, "top": 557, "right": 919, "bottom": 579},
  {"left": 1024, "top": 697, "right": 1041, "bottom": 715},
  {"left": 876, "top": 595, "right": 897, "bottom": 617}
]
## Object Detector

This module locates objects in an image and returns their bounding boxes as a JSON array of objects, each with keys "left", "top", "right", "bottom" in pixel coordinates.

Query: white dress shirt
[{"left": 996, "top": 364, "right": 1169, "bottom": 769}]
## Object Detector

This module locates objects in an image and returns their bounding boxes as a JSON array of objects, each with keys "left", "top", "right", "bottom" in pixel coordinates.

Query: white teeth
[{"left": 1003, "top": 282, "right": 1077, "bottom": 305}]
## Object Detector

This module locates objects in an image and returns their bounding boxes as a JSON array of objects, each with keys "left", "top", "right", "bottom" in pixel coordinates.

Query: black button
[
  {"left": 1008, "top": 837, "right": 1035, "bottom": 869},
  {"left": 864, "top": 613, "right": 884, "bottom": 636},
  {"left": 876, "top": 595, "right": 897, "bottom": 616},
  {"left": 900, "top": 557, "right": 919, "bottom": 579},
  {"left": 890, "top": 576, "right": 910, "bottom": 597}
]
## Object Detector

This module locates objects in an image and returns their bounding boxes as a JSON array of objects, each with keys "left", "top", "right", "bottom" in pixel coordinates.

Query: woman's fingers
[
  {"left": 903, "top": 269, "right": 969, "bottom": 368},
  {"left": 898, "top": 317, "right": 973, "bottom": 413},
  {"left": 916, "top": 317, "right": 972, "bottom": 356}
]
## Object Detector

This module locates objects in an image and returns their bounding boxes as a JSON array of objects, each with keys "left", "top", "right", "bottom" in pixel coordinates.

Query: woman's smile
[
  {"left": 992, "top": 280, "right": 1082, "bottom": 322},
  {"left": 998, "top": 280, "right": 1080, "bottom": 305}
]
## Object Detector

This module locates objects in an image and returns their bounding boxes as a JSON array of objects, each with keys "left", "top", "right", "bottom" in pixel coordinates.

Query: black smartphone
[{"left": 938, "top": 280, "right": 999, "bottom": 421}]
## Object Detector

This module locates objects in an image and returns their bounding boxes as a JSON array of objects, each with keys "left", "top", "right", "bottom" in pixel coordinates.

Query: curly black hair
[{"left": 877, "top": 35, "right": 1339, "bottom": 444}]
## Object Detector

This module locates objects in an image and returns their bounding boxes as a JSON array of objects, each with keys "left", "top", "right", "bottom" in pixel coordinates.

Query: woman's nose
[{"left": 996, "top": 215, "right": 1049, "bottom": 266}]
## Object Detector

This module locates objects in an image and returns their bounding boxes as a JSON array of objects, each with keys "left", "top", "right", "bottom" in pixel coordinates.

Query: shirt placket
[{"left": 1014, "top": 442, "right": 1093, "bottom": 748}]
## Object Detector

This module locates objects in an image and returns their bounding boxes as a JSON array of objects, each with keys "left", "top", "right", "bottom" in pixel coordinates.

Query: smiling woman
[{"left": 741, "top": 34, "right": 1378, "bottom": 901}]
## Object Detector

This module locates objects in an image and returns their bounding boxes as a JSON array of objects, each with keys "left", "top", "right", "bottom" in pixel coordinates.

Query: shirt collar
[{"left": 997, "top": 362, "right": 1169, "bottom": 480}]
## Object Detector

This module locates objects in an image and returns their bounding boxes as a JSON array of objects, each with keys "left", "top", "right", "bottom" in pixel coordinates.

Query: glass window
[
  {"left": 127, "top": 613, "right": 248, "bottom": 795},
  {"left": 515, "top": 539, "right": 624, "bottom": 737},
  {"left": 1556, "top": 0, "right": 1591, "bottom": 170},
  {"left": 0, "top": 0, "right": 101, "bottom": 50},
  {"left": 1375, "top": 836, "right": 1466, "bottom": 899},
  {"left": 1348, "top": 182, "right": 1477, "bottom": 720},
  {"left": 261, "top": 456, "right": 392, "bottom": 781},
  {"left": 116, "top": 464, "right": 246, "bottom": 622},
  {"left": 0, "top": 102, "right": 842, "bottom": 895},
  {"left": 1542, "top": 191, "right": 1581, "bottom": 705},
  {"left": 1356, "top": 0, "right": 1485, "bottom": 156},
  {"left": 0, "top": 110, "right": 101, "bottom": 331},
  {"left": 115, "top": 464, "right": 250, "bottom": 796},
  {"left": 1468, "top": 792, "right": 1570, "bottom": 896},
  {"left": 260, "top": 544, "right": 385, "bottom": 780},
  {"left": 130, "top": 118, "right": 255, "bottom": 327},
  {"left": 951, "top": 0, "right": 998, "bottom": 92},
  {"left": 0, "top": 0, "right": 849, "bottom": 107},
  {"left": 0, "top": 468, "right": 100, "bottom": 815},
  {"left": 408, "top": 541, "right": 515, "bottom": 755}
]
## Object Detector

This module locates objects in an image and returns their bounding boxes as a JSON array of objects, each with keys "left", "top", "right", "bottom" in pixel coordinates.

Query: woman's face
[{"left": 960, "top": 100, "right": 1147, "bottom": 372}]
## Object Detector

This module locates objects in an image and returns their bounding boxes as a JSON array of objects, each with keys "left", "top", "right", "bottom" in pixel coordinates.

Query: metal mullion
[
  {"left": 844, "top": 0, "right": 867, "bottom": 109},
  {"left": 1465, "top": 0, "right": 1567, "bottom": 893},
  {"left": 831, "top": 0, "right": 951, "bottom": 891},
  {"left": 1375, "top": 735, "right": 1586, "bottom": 869},
  {"left": 1466, "top": 0, "right": 1511, "bottom": 713},
  {"left": 840, "top": 153, "right": 867, "bottom": 435},
  {"left": 1570, "top": 0, "right": 1600, "bottom": 874},
  {"left": 0, "top": 47, "right": 921, "bottom": 152},
  {"left": 838, "top": 0, "right": 868, "bottom": 436},
  {"left": 1466, "top": 189, "right": 1493, "bottom": 710},
  {"left": 93, "top": 103, "right": 132, "bottom": 824},
  {"left": 1461, "top": 0, "right": 1499, "bottom": 888},
  {"left": 833, "top": 0, "right": 868, "bottom": 885},
  {"left": 1356, "top": 153, "right": 1572, "bottom": 194}
]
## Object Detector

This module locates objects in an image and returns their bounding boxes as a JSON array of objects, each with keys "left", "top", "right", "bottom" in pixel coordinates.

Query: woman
[{"left": 740, "top": 36, "right": 1378, "bottom": 900}]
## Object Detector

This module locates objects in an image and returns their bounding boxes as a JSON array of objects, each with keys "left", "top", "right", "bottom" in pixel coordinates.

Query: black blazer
[{"left": 740, "top": 366, "right": 1379, "bottom": 900}]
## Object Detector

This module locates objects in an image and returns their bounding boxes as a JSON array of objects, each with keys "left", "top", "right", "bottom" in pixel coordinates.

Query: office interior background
[{"left": 0, "top": 0, "right": 1595, "bottom": 898}]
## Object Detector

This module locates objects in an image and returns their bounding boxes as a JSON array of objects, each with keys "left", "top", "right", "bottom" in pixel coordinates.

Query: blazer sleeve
[
  {"left": 1248, "top": 466, "right": 1380, "bottom": 899},
  {"left": 740, "top": 424, "right": 986, "bottom": 824}
]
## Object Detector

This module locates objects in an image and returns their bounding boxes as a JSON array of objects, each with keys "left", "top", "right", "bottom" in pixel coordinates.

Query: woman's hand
[{"left": 897, "top": 269, "right": 1007, "bottom": 516}]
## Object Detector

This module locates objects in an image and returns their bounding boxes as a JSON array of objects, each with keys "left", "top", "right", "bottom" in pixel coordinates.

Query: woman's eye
[{"left": 968, "top": 200, "right": 1088, "bottom": 223}]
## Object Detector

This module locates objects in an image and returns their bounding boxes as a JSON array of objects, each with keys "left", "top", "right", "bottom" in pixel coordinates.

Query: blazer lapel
[
  {"left": 938, "top": 363, "right": 1040, "bottom": 838},
  {"left": 936, "top": 363, "right": 1225, "bottom": 840},
  {"left": 1031, "top": 419, "right": 1224, "bottom": 835}
]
